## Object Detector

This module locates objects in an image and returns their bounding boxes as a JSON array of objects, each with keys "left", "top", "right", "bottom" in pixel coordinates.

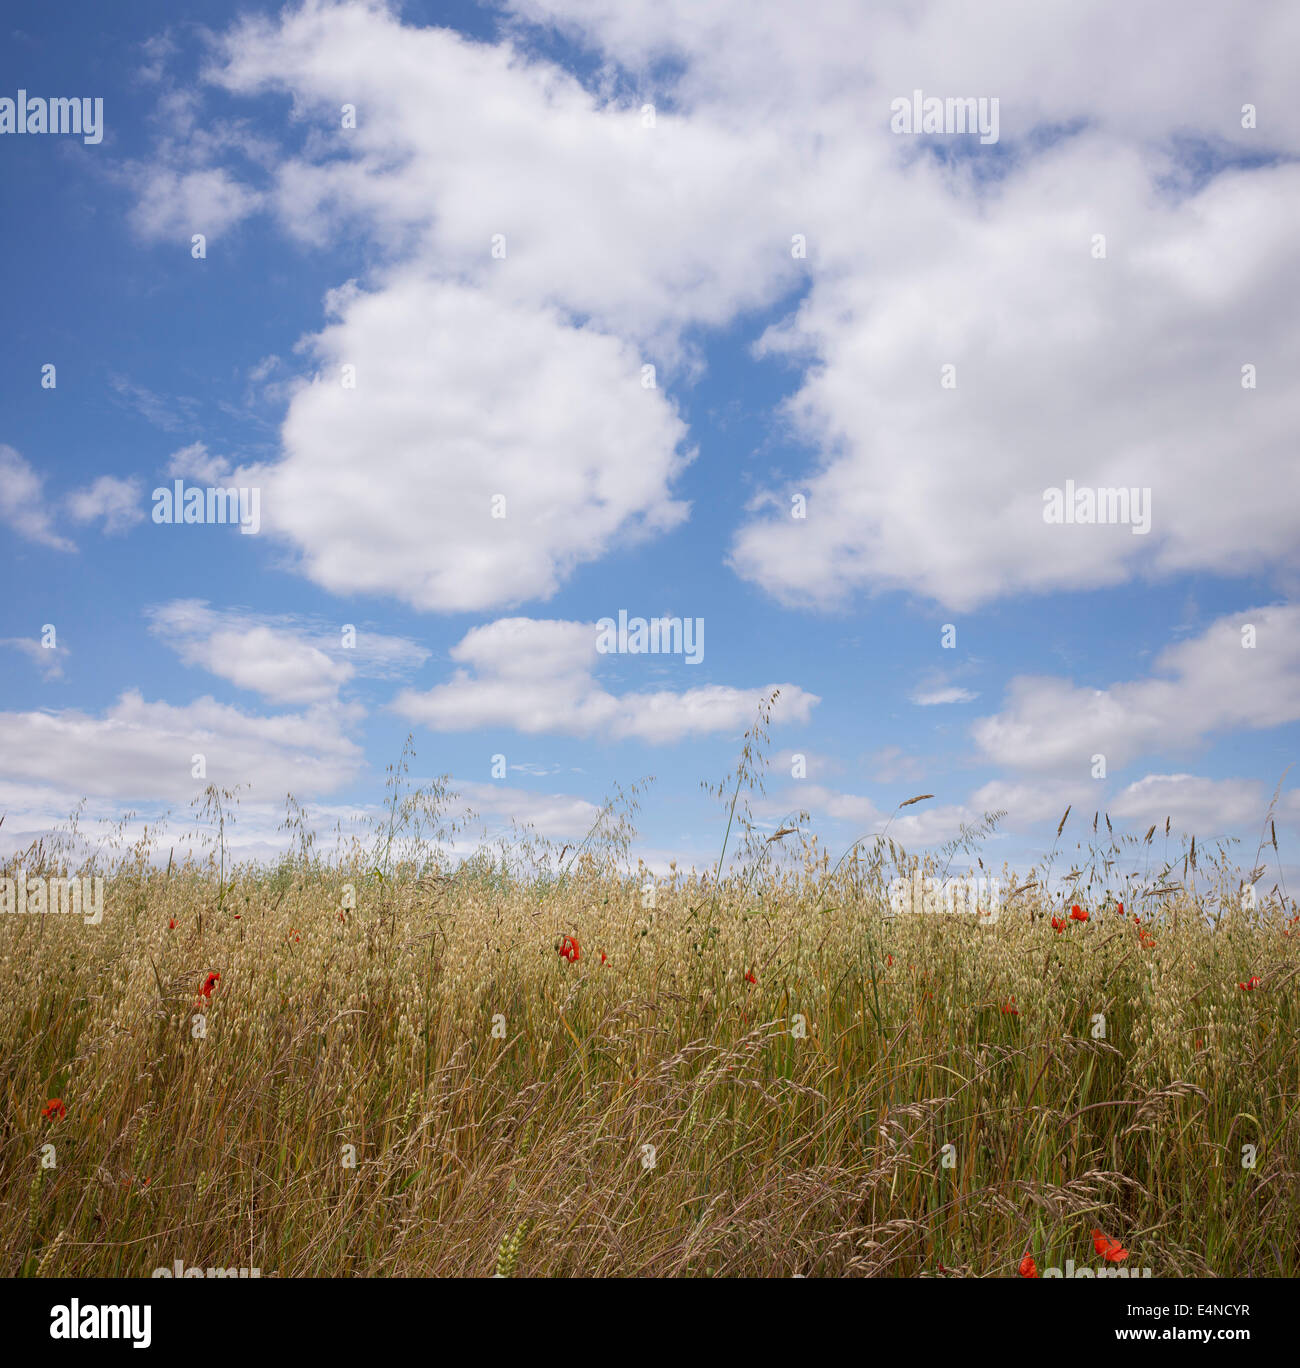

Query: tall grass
[{"left": 1, "top": 724, "right": 1296, "bottom": 1277}]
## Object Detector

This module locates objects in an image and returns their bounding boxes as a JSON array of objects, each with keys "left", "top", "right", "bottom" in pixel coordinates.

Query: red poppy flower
[
  {"left": 1238, "top": 976, "right": 1261, "bottom": 991},
  {"left": 200, "top": 971, "right": 220, "bottom": 998},
  {"left": 886, "top": 954, "right": 894, "bottom": 966},
  {"left": 1092, "top": 1228, "right": 1129, "bottom": 1262},
  {"left": 1117, "top": 902, "right": 1125, "bottom": 916},
  {"left": 168, "top": 918, "right": 176, "bottom": 930},
  {"left": 1138, "top": 929, "right": 1156, "bottom": 948},
  {"left": 1070, "top": 904, "right": 1088, "bottom": 922},
  {"left": 558, "top": 935, "right": 580, "bottom": 964},
  {"left": 1000, "top": 998, "right": 1019, "bottom": 1015},
  {"left": 1018, "top": 1252, "right": 1039, "bottom": 1279},
  {"left": 745, "top": 969, "right": 757, "bottom": 985},
  {"left": 1050, "top": 916, "right": 1066, "bottom": 933},
  {"left": 42, "top": 1099, "right": 66, "bottom": 1122}
]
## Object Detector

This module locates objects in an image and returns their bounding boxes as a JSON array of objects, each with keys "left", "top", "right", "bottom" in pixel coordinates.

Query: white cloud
[
  {"left": 206, "top": 2, "right": 803, "bottom": 345},
  {"left": 239, "top": 274, "right": 693, "bottom": 612},
  {"left": 182, "top": 624, "right": 350, "bottom": 705},
  {"left": 775, "top": 782, "right": 986, "bottom": 849},
  {"left": 1, "top": 637, "right": 68, "bottom": 681},
  {"left": 0, "top": 445, "right": 74, "bottom": 551},
  {"left": 730, "top": 142, "right": 1300, "bottom": 610},
  {"left": 1109, "top": 774, "right": 1290, "bottom": 837},
  {"left": 0, "top": 691, "right": 364, "bottom": 804},
  {"left": 973, "top": 605, "right": 1300, "bottom": 774},
  {"left": 124, "top": 86, "right": 271, "bottom": 243},
  {"left": 132, "top": 0, "right": 1300, "bottom": 617},
  {"left": 391, "top": 616, "right": 818, "bottom": 743},
  {"left": 130, "top": 165, "right": 264, "bottom": 241},
  {"left": 912, "top": 686, "right": 977, "bottom": 706},
  {"left": 454, "top": 780, "right": 602, "bottom": 840},
  {"left": 66, "top": 475, "right": 145, "bottom": 535},
  {"left": 506, "top": 0, "right": 1300, "bottom": 151},
  {"left": 145, "top": 600, "right": 428, "bottom": 703},
  {"left": 166, "top": 442, "right": 233, "bottom": 482}
]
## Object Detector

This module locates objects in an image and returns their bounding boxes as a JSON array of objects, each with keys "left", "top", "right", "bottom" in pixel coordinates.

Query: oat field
[{"left": 2, "top": 744, "right": 1297, "bottom": 1279}]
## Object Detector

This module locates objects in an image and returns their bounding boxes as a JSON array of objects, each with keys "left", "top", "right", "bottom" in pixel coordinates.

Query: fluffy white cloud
[
  {"left": 238, "top": 274, "right": 693, "bottom": 612},
  {"left": 126, "top": 0, "right": 1300, "bottom": 617},
  {"left": 973, "top": 605, "right": 1300, "bottom": 774},
  {"left": 730, "top": 142, "right": 1300, "bottom": 610},
  {"left": 176, "top": 624, "right": 349, "bottom": 705},
  {"left": 206, "top": 2, "right": 804, "bottom": 344},
  {"left": 66, "top": 475, "right": 145, "bottom": 535},
  {"left": 391, "top": 616, "right": 818, "bottom": 743},
  {"left": 146, "top": 600, "right": 427, "bottom": 703},
  {"left": 507, "top": 0, "right": 1300, "bottom": 150}
]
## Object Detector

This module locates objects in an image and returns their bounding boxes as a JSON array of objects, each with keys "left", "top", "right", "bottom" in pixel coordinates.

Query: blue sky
[{"left": 2, "top": 0, "right": 1298, "bottom": 888}]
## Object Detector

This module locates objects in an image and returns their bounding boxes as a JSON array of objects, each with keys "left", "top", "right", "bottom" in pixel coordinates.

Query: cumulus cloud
[
  {"left": 96, "top": 2, "right": 1300, "bottom": 861},
  {"left": 206, "top": 1, "right": 804, "bottom": 343},
  {"left": 972, "top": 605, "right": 1300, "bottom": 774},
  {"left": 122, "top": 0, "right": 1300, "bottom": 618},
  {"left": 507, "top": 0, "right": 1300, "bottom": 150},
  {"left": 729, "top": 142, "right": 1300, "bottom": 610},
  {"left": 234, "top": 275, "right": 694, "bottom": 612},
  {"left": 391, "top": 617, "right": 818, "bottom": 743}
]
